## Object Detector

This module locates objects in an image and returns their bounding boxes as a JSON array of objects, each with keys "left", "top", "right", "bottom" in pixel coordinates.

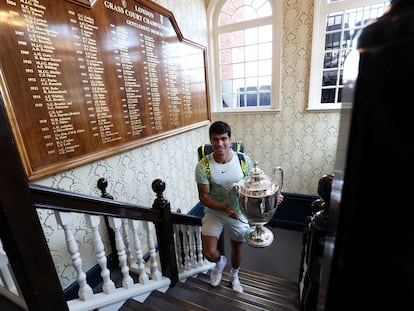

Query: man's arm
[{"left": 197, "top": 183, "right": 238, "bottom": 219}]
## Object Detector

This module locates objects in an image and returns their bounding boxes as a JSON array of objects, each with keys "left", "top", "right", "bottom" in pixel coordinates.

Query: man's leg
[
  {"left": 230, "top": 238, "right": 243, "bottom": 268},
  {"left": 202, "top": 234, "right": 220, "bottom": 262},
  {"left": 202, "top": 234, "right": 227, "bottom": 286},
  {"left": 230, "top": 239, "right": 243, "bottom": 293}
]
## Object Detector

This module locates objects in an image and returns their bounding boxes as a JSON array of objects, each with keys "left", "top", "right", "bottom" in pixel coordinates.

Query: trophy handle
[{"left": 273, "top": 166, "right": 284, "bottom": 192}]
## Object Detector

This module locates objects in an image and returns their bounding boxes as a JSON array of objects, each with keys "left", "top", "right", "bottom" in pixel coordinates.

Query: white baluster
[
  {"left": 128, "top": 219, "right": 149, "bottom": 284},
  {"left": 84, "top": 215, "right": 115, "bottom": 294},
  {"left": 195, "top": 226, "right": 206, "bottom": 266},
  {"left": 55, "top": 212, "right": 93, "bottom": 300},
  {"left": 0, "top": 240, "right": 18, "bottom": 295},
  {"left": 108, "top": 217, "right": 133, "bottom": 289},
  {"left": 121, "top": 219, "right": 133, "bottom": 265},
  {"left": 180, "top": 225, "right": 190, "bottom": 271},
  {"left": 144, "top": 222, "right": 161, "bottom": 280},
  {"left": 187, "top": 226, "right": 197, "bottom": 269},
  {"left": 173, "top": 224, "right": 183, "bottom": 273}
]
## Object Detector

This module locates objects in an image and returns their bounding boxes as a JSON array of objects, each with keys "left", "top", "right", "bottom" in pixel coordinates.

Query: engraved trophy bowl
[{"left": 235, "top": 161, "right": 283, "bottom": 248}]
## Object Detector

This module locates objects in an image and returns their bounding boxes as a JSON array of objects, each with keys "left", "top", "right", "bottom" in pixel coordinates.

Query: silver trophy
[{"left": 234, "top": 162, "right": 283, "bottom": 248}]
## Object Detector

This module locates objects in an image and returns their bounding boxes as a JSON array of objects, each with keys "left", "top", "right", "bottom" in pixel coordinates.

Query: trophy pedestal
[{"left": 245, "top": 225, "right": 274, "bottom": 248}]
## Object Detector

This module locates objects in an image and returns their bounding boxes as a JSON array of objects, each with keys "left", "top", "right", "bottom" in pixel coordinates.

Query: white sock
[
  {"left": 216, "top": 255, "right": 226, "bottom": 269},
  {"left": 230, "top": 267, "right": 239, "bottom": 278}
]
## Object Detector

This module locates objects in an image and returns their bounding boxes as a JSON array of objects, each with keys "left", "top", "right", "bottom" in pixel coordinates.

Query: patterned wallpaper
[{"left": 32, "top": 0, "right": 342, "bottom": 288}]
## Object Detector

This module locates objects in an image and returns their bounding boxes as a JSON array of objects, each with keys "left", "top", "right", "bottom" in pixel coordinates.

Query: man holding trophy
[{"left": 195, "top": 121, "right": 284, "bottom": 293}]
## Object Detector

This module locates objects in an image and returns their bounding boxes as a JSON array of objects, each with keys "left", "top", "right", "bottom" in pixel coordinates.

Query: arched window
[
  {"left": 308, "top": 0, "right": 391, "bottom": 111},
  {"left": 207, "top": 0, "right": 282, "bottom": 112}
]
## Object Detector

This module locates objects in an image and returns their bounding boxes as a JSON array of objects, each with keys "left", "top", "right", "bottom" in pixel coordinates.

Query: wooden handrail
[
  {"left": 29, "top": 183, "right": 202, "bottom": 227},
  {"left": 29, "top": 183, "right": 161, "bottom": 223}
]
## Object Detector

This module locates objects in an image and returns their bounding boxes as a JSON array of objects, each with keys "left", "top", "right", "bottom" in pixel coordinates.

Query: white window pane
[
  {"left": 233, "top": 63, "right": 245, "bottom": 78},
  {"left": 258, "top": 76, "right": 271, "bottom": 87},
  {"left": 245, "top": 61, "right": 258, "bottom": 77},
  {"left": 231, "top": 30, "right": 245, "bottom": 47},
  {"left": 220, "top": 49, "right": 232, "bottom": 65},
  {"left": 245, "top": 27, "right": 258, "bottom": 45},
  {"left": 233, "top": 78, "right": 245, "bottom": 90},
  {"left": 252, "top": 0, "right": 269, "bottom": 10},
  {"left": 258, "top": 25, "right": 272, "bottom": 43},
  {"left": 221, "top": 79, "right": 233, "bottom": 93},
  {"left": 232, "top": 46, "right": 245, "bottom": 63},
  {"left": 245, "top": 45, "right": 257, "bottom": 61},
  {"left": 258, "top": 42, "right": 272, "bottom": 60},
  {"left": 218, "top": 33, "right": 231, "bottom": 49},
  {"left": 221, "top": 94, "right": 233, "bottom": 108},
  {"left": 257, "top": 2, "right": 272, "bottom": 18},
  {"left": 259, "top": 60, "right": 271, "bottom": 75},
  {"left": 220, "top": 64, "right": 233, "bottom": 79},
  {"left": 233, "top": 6, "right": 257, "bottom": 23},
  {"left": 246, "top": 77, "right": 258, "bottom": 88}
]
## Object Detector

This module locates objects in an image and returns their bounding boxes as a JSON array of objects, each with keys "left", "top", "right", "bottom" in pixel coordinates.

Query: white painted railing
[
  {"left": 0, "top": 209, "right": 214, "bottom": 311},
  {"left": 174, "top": 224, "right": 215, "bottom": 282}
]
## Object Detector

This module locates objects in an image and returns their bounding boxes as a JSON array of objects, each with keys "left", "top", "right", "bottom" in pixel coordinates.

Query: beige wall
[{"left": 34, "top": 0, "right": 342, "bottom": 288}]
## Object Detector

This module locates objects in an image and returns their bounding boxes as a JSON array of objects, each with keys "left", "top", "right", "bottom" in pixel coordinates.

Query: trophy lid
[{"left": 239, "top": 161, "right": 279, "bottom": 198}]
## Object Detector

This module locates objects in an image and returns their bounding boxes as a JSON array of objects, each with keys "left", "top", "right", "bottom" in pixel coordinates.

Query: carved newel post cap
[
  {"left": 152, "top": 179, "right": 166, "bottom": 197},
  {"left": 97, "top": 177, "right": 113, "bottom": 199},
  {"left": 318, "top": 174, "right": 334, "bottom": 204},
  {"left": 97, "top": 177, "right": 108, "bottom": 191}
]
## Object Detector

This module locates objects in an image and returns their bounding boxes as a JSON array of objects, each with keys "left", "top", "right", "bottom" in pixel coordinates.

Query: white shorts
[{"left": 201, "top": 211, "right": 250, "bottom": 242}]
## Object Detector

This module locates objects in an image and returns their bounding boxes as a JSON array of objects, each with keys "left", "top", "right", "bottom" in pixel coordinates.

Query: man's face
[{"left": 210, "top": 133, "right": 231, "bottom": 156}]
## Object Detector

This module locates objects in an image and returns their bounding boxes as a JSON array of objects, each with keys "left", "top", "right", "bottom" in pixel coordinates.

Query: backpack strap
[
  {"left": 237, "top": 152, "right": 247, "bottom": 176},
  {"left": 201, "top": 155, "right": 211, "bottom": 180},
  {"left": 233, "top": 141, "right": 244, "bottom": 153},
  {"left": 198, "top": 144, "right": 214, "bottom": 161}
]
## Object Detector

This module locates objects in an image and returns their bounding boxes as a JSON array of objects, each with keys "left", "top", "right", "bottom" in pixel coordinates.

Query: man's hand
[
  {"left": 278, "top": 193, "right": 284, "bottom": 205},
  {"left": 225, "top": 205, "right": 239, "bottom": 219}
]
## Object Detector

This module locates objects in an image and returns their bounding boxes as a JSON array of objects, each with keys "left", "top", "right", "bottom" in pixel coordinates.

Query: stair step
[
  {"left": 238, "top": 268, "right": 299, "bottom": 291},
  {"left": 118, "top": 298, "right": 159, "bottom": 311},
  {"left": 168, "top": 280, "right": 265, "bottom": 311},
  {"left": 119, "top": 268, "right": 300, "bottom": 311},
  {"left": 186, "top": 275, "right": 299, "bottom": 311},
  {"left": 200, "top": 269, "right": 300, "bottom": 304},
  {"left": 144, "top": 290, "right": 211, "bottom": 311}
]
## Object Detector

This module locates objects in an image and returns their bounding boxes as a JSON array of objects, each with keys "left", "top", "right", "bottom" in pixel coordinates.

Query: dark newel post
[
  {"left": 97, "top": 177, "right": 118, "bottom": 269},
  {"left": 151, "top": 179, "right": 179, "bottom": 285},
  {"left": 0, "top": 98, "right": 69, "bottom": 310},
  {"left": 300, "top": 174, "right": 333, "bottom": 311}
]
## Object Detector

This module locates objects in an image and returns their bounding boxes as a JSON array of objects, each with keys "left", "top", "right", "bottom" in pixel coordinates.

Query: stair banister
[{"left": 151, "top": 179, "right": 179, "bottom": 285}]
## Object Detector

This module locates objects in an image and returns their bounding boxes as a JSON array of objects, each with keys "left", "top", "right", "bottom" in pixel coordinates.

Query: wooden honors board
[{"left": 0, "top": 0, "right": 210, "bottom": 180}]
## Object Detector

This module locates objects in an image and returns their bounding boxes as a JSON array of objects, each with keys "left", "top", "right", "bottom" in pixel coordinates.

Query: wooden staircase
[{"left": 119, "top": 268, "right": 300, "bottom": 311}]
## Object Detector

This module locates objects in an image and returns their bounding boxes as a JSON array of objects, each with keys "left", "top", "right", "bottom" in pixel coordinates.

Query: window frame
[
  {"left": 207, "top": 0, "right": 282, "bottom": 113},
  {"left": 308, "top": 0, "right": 391, "bottom": 111}
]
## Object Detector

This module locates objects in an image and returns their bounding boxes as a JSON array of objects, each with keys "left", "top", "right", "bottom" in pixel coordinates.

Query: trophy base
[{"left": 245, "top": 225, "right": 274, "bottom": 248}]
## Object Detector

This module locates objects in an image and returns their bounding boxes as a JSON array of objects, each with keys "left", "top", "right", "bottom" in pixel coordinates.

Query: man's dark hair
[{"left": 209, "top": 121, "right": 231, "bottom": 139}]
